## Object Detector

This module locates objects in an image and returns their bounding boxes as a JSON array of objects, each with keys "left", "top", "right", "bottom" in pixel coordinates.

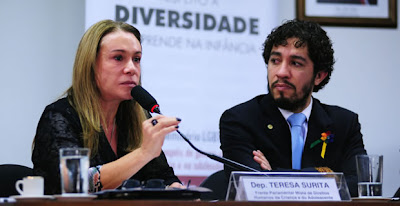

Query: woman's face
[{"left": 95, "top": 30, "right": 141, "bottom": 103}]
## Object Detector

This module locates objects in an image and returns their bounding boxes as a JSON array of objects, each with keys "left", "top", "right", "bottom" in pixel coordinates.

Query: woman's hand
[
  {"left": 140, "top": 115, "right": 181, "bottom": 159},
  {"left": 98, "top": 115, "right": 180, "bottom": 191},
  {"left": 253, "top": 150, "right": 272, "bottom": 170}
]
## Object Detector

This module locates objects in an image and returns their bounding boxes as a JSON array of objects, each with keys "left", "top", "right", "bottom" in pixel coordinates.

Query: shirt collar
[{"left": 278, "top": 97, "right": 313, "bottom": 122}]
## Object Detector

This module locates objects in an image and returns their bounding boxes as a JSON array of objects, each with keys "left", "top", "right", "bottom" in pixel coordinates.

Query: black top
[{"left": 32, "top": 97, "right": 180, "bottom": 195}]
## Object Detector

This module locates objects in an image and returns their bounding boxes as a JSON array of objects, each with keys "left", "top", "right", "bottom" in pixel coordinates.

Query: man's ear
[{"left": 314, "top": 71, "right": 328, "bottom": 86}]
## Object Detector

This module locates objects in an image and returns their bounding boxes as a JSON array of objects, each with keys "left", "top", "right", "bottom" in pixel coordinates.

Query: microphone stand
[
  {"left": 175, "top": 130, "right": 259, "bottom": 172},
  {"left": 130, "top": 85, "right": 259, "bottom": 173},
  {"left": 153, "top": 110, "right": 259, "bottom": 172}
]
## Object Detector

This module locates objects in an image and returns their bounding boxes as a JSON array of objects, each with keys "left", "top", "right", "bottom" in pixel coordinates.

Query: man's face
[{"left": 267, "top": 38, "right": 327, "bottom": 113}]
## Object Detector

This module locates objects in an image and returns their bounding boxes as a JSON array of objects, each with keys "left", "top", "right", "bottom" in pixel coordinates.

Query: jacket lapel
[
  {"left": 261, "top": 94, "right": 293, "bottom": 168},
  {"left": 303, "top": 98, "right": 334, "bottom": 168}
]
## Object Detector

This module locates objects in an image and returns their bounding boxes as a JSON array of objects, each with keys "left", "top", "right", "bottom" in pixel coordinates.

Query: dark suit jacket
[{"left": 219, "top": 94, "right": 366, "bottom": 197}]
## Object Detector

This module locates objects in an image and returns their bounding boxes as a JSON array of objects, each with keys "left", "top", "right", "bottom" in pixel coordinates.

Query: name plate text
[{"left": 239, "top": 177, "right": 341, "bottom": 201}]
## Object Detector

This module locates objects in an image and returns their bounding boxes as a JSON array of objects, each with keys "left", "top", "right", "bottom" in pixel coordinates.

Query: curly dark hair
[{"left": 262, "top": 19, "right": 335, "bottom": 92}]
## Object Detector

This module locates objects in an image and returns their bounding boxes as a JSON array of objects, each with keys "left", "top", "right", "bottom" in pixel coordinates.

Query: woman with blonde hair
[{"left": 32, "top": 19, "right": 182, "bottom": 194}]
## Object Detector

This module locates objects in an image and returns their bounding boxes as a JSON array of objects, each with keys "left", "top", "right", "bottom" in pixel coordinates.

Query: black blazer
[{"left": 219, "top": 94, "right": 366, "bottom": 197}]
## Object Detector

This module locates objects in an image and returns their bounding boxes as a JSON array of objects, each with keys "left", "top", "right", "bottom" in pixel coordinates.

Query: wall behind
[
  {"left": 0, "top": 0, "right": 398, "bottom": 197},
  {"left": 0, "top": 0, "right": 84, "bottom": 165}
]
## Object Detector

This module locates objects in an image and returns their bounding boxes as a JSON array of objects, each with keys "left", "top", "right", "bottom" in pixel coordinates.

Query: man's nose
[{"left": 275, "top": 62, "right": 290, "bottom": 78}]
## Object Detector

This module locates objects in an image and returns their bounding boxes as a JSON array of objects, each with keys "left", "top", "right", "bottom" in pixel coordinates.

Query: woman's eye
[
  {"left": 133, "top": 57, "right": 141, "bottom": 62},
  {"left": 114, "top": 55, "right": 123, "bottom": 61}
]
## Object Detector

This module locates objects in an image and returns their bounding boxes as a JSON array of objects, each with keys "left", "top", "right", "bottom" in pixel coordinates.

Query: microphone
[
  {"left": 131, "top": 86, "right": 161, "bottom": 114},
  {"left": 131, "top": 85, "right": 259, "bottom": 172}
]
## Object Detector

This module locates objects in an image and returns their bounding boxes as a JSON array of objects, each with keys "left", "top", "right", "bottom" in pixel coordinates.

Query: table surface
[{"left": 2, "top": 199, "right": 398, "bottom": 206}]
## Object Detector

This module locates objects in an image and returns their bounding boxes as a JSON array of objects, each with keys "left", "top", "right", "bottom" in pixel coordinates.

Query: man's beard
[{"left": 268, "top": 78, "right": 314, "bottom": 112}]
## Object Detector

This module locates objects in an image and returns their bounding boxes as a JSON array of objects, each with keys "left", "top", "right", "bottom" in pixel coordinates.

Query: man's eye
[
  {"left": 269, "top": 58, "right": 279, "bottom": 64},
  {"left": 114, "top": 55, "right": 123, "bottom": 61},
  {"left": 292, "top": 61, "right": 303, "bottom": 67}
]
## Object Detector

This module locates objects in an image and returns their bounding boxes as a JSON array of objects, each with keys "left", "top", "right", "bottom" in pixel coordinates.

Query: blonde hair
[{"left": 66, "top": 19, "right": 146, "bottom": 156}]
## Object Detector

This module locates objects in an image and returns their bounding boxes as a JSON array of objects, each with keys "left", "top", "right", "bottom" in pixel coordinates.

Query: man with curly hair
[{"left": 219, "top": 19, "right": 366, "bottom": 197}]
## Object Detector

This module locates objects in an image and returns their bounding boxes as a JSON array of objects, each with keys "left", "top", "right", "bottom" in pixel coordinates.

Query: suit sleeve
[
  {"left": 219, "top": 109, "right": 262, "bottom": 178},
  {"left": 341, "top": 113, "right": 367, "bottom": 197}
]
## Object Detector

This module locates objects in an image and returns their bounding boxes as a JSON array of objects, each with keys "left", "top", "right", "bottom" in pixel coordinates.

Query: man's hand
[{"left": 253, "top": 150, "right": 272, "bottom": 170}]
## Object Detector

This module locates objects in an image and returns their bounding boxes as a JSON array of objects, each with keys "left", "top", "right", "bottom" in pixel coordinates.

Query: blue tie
[{"left": 288, "top": 113, "right": 306, "bottom": 170}]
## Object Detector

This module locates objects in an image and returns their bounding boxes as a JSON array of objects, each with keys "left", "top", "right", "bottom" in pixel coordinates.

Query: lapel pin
[{"left": 267, "top": 124, "right": 273, "bottom": 130}]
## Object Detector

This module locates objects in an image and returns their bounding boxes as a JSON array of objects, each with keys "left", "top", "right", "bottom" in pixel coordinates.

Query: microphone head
[{"left": 131, "top": 86, "right": 161, "bottom": 114}]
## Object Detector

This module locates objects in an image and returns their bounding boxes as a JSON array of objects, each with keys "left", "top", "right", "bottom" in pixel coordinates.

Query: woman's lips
[{"left": 121, "top": 81, "right": 137, "bottom": 87}]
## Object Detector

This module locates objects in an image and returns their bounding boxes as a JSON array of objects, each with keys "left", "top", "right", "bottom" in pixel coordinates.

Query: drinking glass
[
  {"left": 356, "top": 154, "right": 383, "bottom": 197},
  {"left": 59, "top": 148, "right": 90, "bottom": 195}
]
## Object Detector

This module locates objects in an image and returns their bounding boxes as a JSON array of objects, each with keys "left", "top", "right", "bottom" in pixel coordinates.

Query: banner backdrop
[{"left": 86, "top": 0, "right": 278, "bottom": 182}]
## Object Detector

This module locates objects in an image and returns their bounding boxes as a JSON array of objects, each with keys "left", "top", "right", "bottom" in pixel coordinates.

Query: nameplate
[{"left": 239, "top": 176, "right": 341, "bottom": 201}]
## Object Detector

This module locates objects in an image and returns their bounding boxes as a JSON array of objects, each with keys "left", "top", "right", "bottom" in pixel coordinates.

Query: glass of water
[
  {"left": 356, "top": 154, "right": 383, "bottom": 197},
  {"left": 59, "top": 148, "right": 90, "bottom": 195}
]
